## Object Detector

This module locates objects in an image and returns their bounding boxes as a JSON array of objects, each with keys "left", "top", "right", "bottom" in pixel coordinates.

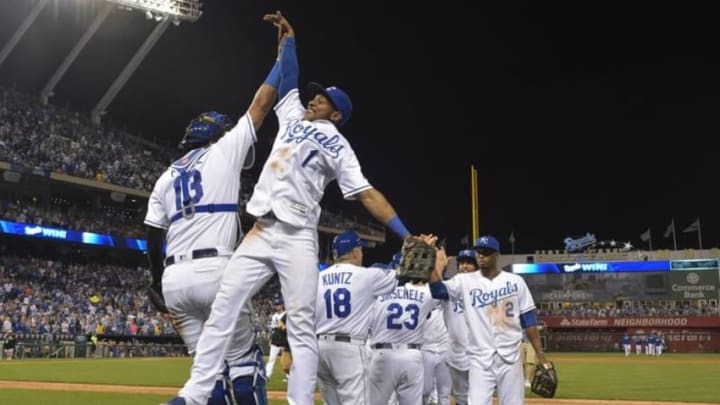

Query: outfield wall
[{"left": 542, "top": 316, "right": 720, "bottom": 352}]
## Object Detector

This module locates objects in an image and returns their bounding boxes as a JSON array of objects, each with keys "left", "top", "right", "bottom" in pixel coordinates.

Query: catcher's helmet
[{"left": 179, "top": 111, "right": 234, "bottom": 151}]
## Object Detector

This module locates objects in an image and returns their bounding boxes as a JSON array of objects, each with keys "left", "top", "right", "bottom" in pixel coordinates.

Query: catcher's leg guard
[
  {"left": 230, "top": 345, "right": 267, "bottom": 405},
  {"left": 207, "top": 378, "right": 232, "bottom": 405},
  {"left": 207, "top": 364, "right": 233, "bottom": 405}
]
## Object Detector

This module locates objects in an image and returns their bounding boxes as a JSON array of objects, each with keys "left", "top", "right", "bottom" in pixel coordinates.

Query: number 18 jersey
[
  {"left": 369, "top": 283, "right": 437, "bottom": 345},
  {"left": 315, "top": 263, "right": 397, "bottom": 338},
  {"left": 144, "top": 114, "right": 256, "bottom": 256}
]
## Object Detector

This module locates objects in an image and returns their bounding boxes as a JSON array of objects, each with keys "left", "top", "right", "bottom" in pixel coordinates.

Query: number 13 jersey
[{"left": 144, "top": 114, "right": 256, "bottom": 257}]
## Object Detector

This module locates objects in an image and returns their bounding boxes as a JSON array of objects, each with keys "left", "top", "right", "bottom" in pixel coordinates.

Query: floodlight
[{"left": 105, "top": 0, "right": 202, "bottom": 23}]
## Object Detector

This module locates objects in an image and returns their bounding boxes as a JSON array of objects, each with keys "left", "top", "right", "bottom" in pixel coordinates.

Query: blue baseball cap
[
  {"left": 457, "top": 249, "right": 477, "bottom": 262},
  {"left": 332, "top": 230, "right": 369, "bottom": 258},
  {"left": 272, "top": 296, "right": 283, "bottom": 306},
  {"left": 474, "top": 236, "right": 500, "bottom": 253},
  {"left": 307, "top": 82, "right": 352, "bottom": 127}
]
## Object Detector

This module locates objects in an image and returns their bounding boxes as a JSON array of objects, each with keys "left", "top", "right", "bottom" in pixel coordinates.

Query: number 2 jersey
[
  {"left": 369, "top": 282, "right": 438, "bottom": 345},
  {"left": 144, "top": 114, "right": 256, "bottom": 256},
  {"left": 315, "top": 263, "right": 397, "bottom": 339},
  {"left": 442, "top": 270, "right": 536, "bottom": 368}
]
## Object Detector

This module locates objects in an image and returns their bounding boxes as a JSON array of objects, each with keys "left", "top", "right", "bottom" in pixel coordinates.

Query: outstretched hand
[{"left": 263, "top": 10, "right": 294, "bottom": 39}]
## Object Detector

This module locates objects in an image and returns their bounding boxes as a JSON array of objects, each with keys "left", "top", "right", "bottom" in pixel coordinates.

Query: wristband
[{"left": 387, "top": 216, "right": 411, "bottom": 239}]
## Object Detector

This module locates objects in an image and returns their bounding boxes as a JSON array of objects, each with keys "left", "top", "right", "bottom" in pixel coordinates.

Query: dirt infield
[{"left": 0, "top": 380, "right": 716, "bottom": 404}]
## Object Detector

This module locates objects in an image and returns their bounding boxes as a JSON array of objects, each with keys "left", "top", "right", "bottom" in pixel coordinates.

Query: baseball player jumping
[
  {"left": 147, "top": 50, "right": 279, "bottom": 404},
  {"left": 168, "top": 12, "right": 413, "bottom": 405},
  {"left": 315, "top": 230, "right": 399, "bottom": 405},
  {"left": 429, "top": 236, "right": 550, "bottom": 405}
]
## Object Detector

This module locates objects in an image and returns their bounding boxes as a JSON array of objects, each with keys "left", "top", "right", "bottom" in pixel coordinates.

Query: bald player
[
  {"left": 429, "top": 236, "right": 549, "bottom": 405},
  {"left": 315, "top": 230, "right": 398, "bottom": 404}
]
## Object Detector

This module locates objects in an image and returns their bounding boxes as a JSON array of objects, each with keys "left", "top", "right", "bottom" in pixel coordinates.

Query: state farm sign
[{"left": 543, "top": 316, "right": 720, "bottom": 329}]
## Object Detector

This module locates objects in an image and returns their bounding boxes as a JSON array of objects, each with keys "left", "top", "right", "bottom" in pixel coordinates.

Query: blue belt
[{"left": 170, "top": 203, "right": 238, "bottom": 224}]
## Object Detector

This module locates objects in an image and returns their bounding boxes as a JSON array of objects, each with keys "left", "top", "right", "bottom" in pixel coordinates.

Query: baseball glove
[
  {"left": 531, "top": 362, "right": 558, "bottom": 398},
  {"left": 146, "top": 282, "right": 169, "bottom": 314},
  {"left": 396, "top": 238, "right": 436, "bottom": 282}
]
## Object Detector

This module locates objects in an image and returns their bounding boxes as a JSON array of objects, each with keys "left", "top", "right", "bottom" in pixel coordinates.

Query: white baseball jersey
[
  {"left": 245, "top": 89, "right": 372, "bottom": 229},
  {"left": 443, "top": 296, "right": 470, "bottom": 371},
  {"left": 370, "top": 283, "right": 437, "bottom": 344},
  {"left": 442, "top": 271, "right": 535, "bottom": 369},
  {"left": 144, "top": 114, "right": 255, "bottom": 256},
  {"left": 315, "top": 263, "right": 398, "bottom": 337},
  {"left": 270, "top": 311, "right": 284, "bottom": 330},
  {"left": 422, "top": 306, "right": 449, "bottom": 353},
  {"left": 422, "top": 307, "right": 452, "bottom": 405}
]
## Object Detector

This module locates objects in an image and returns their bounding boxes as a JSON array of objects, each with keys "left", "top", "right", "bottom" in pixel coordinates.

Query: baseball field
[{"left": 0, "top": 353, "right": 717, "bottom": 404}]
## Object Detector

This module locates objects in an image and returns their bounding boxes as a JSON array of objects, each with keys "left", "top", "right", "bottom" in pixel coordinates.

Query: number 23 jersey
[{"left": 369, "top": 283, "right": 438, "bottom": 345}]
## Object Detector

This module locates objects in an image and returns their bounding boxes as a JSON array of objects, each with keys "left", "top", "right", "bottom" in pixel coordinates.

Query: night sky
[{"left": 1, "top": 1, "right": 719, "bottom": 264}]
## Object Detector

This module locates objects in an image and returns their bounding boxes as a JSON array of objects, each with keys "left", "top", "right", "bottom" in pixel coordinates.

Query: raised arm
[
  {"left": 263, "top": 11, "right": 298, "bottom": 99},
  {"left": 247, "top": 12, "right": 299, "bottom": 130},
  {"left": 356, "top": 188, "right": 411, "bottom": 240}
]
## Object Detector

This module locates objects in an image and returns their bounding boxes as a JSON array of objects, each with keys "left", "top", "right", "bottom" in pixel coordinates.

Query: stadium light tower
[
  {"left": 105, "top": 0, "right": 203, "bottom": 24},
  {"left": 89, "top": 0, "right": 203, "bottom": 124}
]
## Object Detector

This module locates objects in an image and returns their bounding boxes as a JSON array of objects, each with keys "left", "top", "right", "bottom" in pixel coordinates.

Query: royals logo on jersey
[
  {"left": 245, "top": 90, "right": 372, "bottom": 229},
  {"left": 442, "top": 270, "right": 535, "bottom": 368}
]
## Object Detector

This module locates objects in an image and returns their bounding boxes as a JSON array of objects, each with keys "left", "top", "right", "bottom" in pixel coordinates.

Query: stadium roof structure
[
  {"left": 108, "top": 0, "right": 203, "bottom": 23},
  {"left": 0, "top": 0, "right": 203, "bottom": 124}
]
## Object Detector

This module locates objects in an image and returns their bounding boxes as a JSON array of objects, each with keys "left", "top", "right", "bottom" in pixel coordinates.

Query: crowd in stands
[
  {"left": 0, "top": 86, "right": 171, "bottom": 191},
  {"left": 0, "top": 195, "right": 146, "bottom": 238},
  {"left": 538, "top": 302, "right": 720, "bottom": 317},
  {"left": 0, "top": 253, "right": 283, "bottom": 344},
  {"left": 0, "top": 86, "right": 383, "bottom": 237}
]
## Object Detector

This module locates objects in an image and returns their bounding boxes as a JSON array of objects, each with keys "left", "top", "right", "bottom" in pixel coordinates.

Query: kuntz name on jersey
[
  {"left": 282, "top": 119, "right": 345, "bottom": 158},
  {"left": 469, "top": 282, "right": 519, "bottom": 308},
  {"left": 321, "top": 272, "right": 353, "bottom": 287}
]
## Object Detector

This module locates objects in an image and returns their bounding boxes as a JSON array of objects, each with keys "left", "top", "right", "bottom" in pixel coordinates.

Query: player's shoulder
[
  {"left": 501, "top": 270, "right": 527, "bottom": 284},
  {"left": 151, "top": 167, "right": 175, "bottom": 190}
]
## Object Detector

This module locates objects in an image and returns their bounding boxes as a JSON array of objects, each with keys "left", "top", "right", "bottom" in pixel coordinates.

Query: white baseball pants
[{"left": 179, "top": 218, "right": 320, "bottom": 405}]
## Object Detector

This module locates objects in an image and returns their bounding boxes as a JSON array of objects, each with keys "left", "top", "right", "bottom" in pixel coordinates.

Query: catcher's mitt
[
  {"left": 146, "top": 282, "right": 169, "bottom": 314},
  {"left": 396, "top": 238, "right": 436, "bottom": 282},
  {"left": 531, "top": 361, "right": 558, "bottom": 398}
]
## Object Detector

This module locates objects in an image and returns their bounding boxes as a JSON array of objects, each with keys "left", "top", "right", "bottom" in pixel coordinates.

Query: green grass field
[{"left": 0, "top": 353, "right": 717, "bottom": 404}]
